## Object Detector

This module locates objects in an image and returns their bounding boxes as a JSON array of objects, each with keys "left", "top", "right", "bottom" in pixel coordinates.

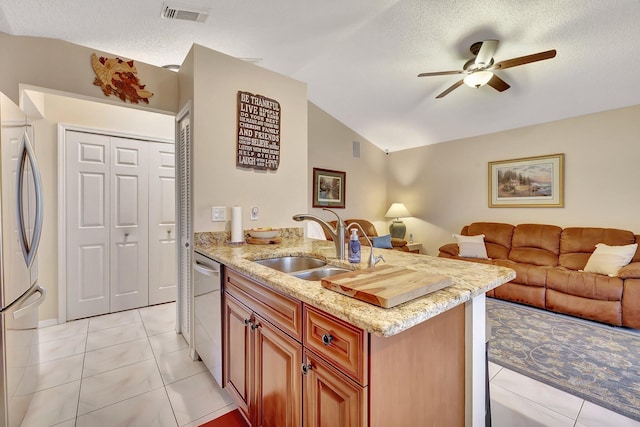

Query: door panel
[
  {"left": 110, "top": 137, "right": 148, "bottom": 312},
  {"left": 149, "top": 142, "right": 176, "bottom": 305},
  {"left": 303, "top": 351, "right": 366, "bottom": 427},
  {"left": 66, "top": 132, "right": 110, "bottom": 320},
  {"left": 224, "top": 294, "right": 252, "bottom": 422},
  {"left": 254, "top": 315, "right": 303, "bottom": 427}
]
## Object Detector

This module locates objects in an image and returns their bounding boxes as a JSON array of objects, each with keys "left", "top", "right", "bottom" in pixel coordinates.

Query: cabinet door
[
  {"left": 224, "top": 294, "right": 253, "bottom": 422},
  {"left": 303, "top": 351, "right": 367, "bottom": 427},
  {"left": 253, "top": 314, "right": 302, "bottom": 427}
]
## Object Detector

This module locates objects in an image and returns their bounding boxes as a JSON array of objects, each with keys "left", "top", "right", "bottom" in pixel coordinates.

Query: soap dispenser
[{"left": 348, "top": 229, "right": 361, "bottom": 263}]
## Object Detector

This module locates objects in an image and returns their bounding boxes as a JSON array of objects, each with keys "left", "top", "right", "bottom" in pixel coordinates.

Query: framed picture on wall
[
  {"left": 312, "top": 168, "right": 346, "bottom": 208},
  {"left": 488, "top": 153, "right": 564, "bottom": 207}
]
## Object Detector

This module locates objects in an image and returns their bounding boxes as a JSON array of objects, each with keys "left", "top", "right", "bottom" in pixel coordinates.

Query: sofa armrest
[
  {"left": 391, "top": 237, "right": 407, "bottom": 248},
  {"left": 438, "top": 243, "right": 459, "bottom": 257},
  {"left": 619, "top": 262, "right": 640, "bottom": 279}
]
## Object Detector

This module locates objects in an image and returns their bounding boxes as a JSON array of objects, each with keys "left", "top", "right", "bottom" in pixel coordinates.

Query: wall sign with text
[{"left": 237, "top": 91, "right": 281, "bottom": 170}]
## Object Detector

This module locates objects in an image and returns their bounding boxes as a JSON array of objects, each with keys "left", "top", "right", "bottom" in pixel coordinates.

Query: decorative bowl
[{"left": 248, "top": 228, "right": 280, "bottom": 239}]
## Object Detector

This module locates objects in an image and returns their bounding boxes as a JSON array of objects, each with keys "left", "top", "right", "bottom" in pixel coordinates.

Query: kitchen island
[{"left": 195, "top": 231, "right": 514, "bottom": 427}]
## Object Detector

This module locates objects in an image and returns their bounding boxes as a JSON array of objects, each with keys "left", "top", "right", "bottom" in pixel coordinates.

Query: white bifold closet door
[
  {"left": 66, "top": 130, "right": 174, "bottom": 320},
  {"left": 109, "top": 137, "right": 149, "bottom": 313},
  {"left": 148, "top": 142, "right": 176, "bottom": 306}
]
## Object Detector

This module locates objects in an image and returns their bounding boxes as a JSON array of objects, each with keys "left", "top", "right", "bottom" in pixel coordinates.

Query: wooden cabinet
[
  {"left": 224, "top": 270, "right": 303, "bottom": 427},
  {"left": 253, "top": 312, "right": 302, "bottom": 427},
  {"left": 303, "top": 350, "right": 367, "bottom": 427},
  {"left": 223, "top": 293, "right": 253, "bottom": 421},
  {"left": 223, "top": 267, "right": 465, "bottom": 427}
]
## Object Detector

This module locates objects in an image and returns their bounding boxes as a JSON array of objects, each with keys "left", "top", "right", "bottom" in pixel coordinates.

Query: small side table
[{"left": 406, "top": 242, "right": 422, "bottom": 254}]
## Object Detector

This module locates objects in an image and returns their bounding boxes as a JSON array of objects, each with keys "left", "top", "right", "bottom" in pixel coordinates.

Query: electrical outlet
[
  {"left": 211, "top": 206, "right": 226, "bottom": 222},
  {"left": 250, "top": 206, "right": 259, "bottom": 221}
]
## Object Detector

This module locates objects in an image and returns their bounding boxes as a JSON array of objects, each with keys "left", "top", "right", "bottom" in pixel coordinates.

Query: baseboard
[{"left": 38, "top": 318, "right": 60, "bottom": 328}]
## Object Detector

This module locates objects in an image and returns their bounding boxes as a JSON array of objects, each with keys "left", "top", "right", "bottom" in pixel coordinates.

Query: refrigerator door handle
[
  {"left": 16, "top": 130, "right": 44, "bottom": 268},
  {"left": 12, "top": 284, "right": 46, "bottom": 320},
  {"left": 0, "top": 283, "right": 46, "bottom": 316}
]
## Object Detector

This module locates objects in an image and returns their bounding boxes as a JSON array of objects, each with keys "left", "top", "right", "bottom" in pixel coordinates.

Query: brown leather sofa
[
  {"left": 325, "top": 219, "right": 409, "bottom": 251},
  {"left": 438, "top": 222, "right": 640, "bottom": 328}
]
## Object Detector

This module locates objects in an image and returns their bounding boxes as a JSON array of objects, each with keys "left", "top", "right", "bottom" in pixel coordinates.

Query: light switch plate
[
  {"left": 250, "top": 206, "right": 259, "bottom": 221},
  {"left": 211, "top": 206, "right": 226, "bottom": 222}
]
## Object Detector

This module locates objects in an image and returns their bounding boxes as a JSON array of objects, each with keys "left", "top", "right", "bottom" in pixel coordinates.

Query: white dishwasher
[{"left": 193, "top": 252, "right": 223, "bottom": 387}]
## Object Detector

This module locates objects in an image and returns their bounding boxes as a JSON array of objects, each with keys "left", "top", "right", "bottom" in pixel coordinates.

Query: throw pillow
[
  {"left": 583, "top": 243, "right": 638, "bottom": 277},
  {"left": 453, "top": 233, "right": 489, "bottom": 259},
  {"left": 372, "top": 234, "right": 393, "bottom": 249}
]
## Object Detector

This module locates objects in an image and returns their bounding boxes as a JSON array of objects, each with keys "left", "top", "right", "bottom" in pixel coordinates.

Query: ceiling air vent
[{"left": 161, "top": 3, "right": 209, "bottom": 23}]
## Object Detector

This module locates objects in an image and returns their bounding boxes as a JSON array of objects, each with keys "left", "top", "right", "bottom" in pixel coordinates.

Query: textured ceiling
[{"left": 1, "top": 0, "right": 638, "bottom": 152}]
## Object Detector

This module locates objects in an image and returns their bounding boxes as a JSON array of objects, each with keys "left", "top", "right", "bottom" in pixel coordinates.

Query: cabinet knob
[
  {"left": 321, "top": 334, "right": 333, "bottom": 346},
  {"left": 243, "top": 318, "right": 252, "bottom": 327},
  {"left": 301, "top": 364, "right": 312, "bottom": 375},
  {"left": 251, "top": 322, "right": 259, "bottom": 331}
]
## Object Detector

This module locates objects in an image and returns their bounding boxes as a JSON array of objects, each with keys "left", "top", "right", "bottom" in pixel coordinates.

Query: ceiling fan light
[{"left": 463, "top": 71, "right": 493, "bottom": 88}]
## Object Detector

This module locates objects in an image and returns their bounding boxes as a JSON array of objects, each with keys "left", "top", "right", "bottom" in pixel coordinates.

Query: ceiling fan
[{"left": 418, "top": 40, "right": 556, "bottom": 99}]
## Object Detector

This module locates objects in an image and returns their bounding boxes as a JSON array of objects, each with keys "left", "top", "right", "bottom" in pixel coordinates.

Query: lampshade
[
  {"left": 463, "top": 70, "right": 493, "bottom": 88},
  {"left": 385, "top": 203, "right": 411, "bottom": 219}
]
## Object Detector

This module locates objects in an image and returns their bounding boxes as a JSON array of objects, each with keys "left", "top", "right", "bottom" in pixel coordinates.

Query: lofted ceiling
[{"left": 1, "top": 0, "right": 638, "bottom": 152}]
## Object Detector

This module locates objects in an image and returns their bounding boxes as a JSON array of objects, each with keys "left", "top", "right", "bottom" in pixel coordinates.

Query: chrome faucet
[
  {"left": 292, "top": 208, "right": 345, "bottom": 260},
  {"left": 346, "top": 223, "right": 385, "bottom": 268}
]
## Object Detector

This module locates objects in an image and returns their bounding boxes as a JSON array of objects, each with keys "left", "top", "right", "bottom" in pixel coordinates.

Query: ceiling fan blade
[
  {"left": 436, "top": 80, "right": 464, "bottom": 99},
  {"left": 487, "top": 74, "right": 510, "bottom": 92},
  {"left": 475, "top": 40, "right": 499, "bottom": 67},
  {"left": 418, "top": 70, "right": 465, "bottom": 77},
  {"left": 493, "top": 49, "right": 557, "bottom": 70}
]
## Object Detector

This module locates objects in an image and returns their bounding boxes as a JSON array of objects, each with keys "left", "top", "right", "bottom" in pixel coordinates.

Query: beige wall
[
  {"left": 184, "top": 44, "right": 308, "bottom": 232},
  {"left": 0, "top": 32, "right": 178, "bottom": 114},
  {"left": 30, "top": 92, "right": 174, "bottom": 322},
  {"left": 387, "top": 104, "right": 640, "bottom": 255},
  {"left": 307, "top": 103, "right": 388, "bottom": 233}
]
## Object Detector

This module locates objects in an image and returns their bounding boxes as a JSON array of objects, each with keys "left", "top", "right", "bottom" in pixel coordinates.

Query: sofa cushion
[
  {"left": 583, "top": 243, "right": 638, "bottom": 276},
  {"left": 508, "top": 224, "right": 561, "bottom": 267},
  {"left": 493, "top": 260, "right": 548, "bottom": 287},
  {"left": 372, "top": 234, "right": 393, "bottom": 249},
  {"left": 546, "top": 267, "right": 623, "bottom": 301},
  {"left": 453, "top": 233, "right": 488, "bottom": 258},
  {"left": 467, "top": 222, "right": 514, "bottom": 260},
  {"left": 559, "top": 227, "right": 636, "bottom": 270}
]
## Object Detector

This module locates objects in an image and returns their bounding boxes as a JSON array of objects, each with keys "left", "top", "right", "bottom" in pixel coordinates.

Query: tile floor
[
  {"left": 16, "top": 302, "right": 640, "bottom": 426},
  {"left": 18, "top": 302, "right": 235, "bottom": 427}
]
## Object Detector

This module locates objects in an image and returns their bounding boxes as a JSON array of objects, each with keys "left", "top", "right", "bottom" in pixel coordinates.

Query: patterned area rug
[{"left": 487, "top": 298, "right": 640, "bottom": 421}]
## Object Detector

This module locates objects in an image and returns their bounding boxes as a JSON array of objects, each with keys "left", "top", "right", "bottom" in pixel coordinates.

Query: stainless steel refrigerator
[{"left": 1, "top": 93, "right": 47, "bottom": 426}]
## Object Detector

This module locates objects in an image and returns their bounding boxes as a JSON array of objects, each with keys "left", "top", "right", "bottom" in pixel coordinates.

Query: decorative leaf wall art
[{"left": 91, "top": 53, "right": 154, "bottom": 104}]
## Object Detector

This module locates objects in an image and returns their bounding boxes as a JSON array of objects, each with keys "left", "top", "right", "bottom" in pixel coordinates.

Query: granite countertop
[{"left": 194, "top": 230, "right": 515, "bottom": 337}]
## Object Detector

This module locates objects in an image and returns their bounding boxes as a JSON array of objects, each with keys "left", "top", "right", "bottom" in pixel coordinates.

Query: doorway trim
[{"left": 57, "top": 123, "right": 173, "bottom": 324}]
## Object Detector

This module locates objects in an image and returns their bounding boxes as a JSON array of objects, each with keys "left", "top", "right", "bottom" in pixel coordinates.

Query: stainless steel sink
[
  {"left": 253, "top": 256, "right": 352, "bottom": 281},
  {"left": 291, "top": 267, "right": 352, "bottom": 281},
  {"left": 254, "top": 256, "right": 326, "bottom": 273}
]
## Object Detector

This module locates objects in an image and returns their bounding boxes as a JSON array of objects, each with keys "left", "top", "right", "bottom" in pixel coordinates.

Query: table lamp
[{"left": 385, "top": 203, "right": 411, "bottom": 239}]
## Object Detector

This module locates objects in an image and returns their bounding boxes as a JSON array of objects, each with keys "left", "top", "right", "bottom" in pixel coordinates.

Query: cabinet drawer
[
  {"left": 225, "top": 269, "right": 303, "bottom": 341},
  {"left": 303, "top": 306, "right": 368, "bottom": 385}
]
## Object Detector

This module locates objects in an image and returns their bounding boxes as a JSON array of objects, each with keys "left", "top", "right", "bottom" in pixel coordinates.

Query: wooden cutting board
[
  {"left": 246, "top": 236, "right": 282, "bottom": 245},
  {"left": 321, "top": 264, "right": 452, "bottom": 308}
]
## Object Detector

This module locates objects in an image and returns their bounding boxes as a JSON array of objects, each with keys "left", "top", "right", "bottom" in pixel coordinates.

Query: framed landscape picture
[
  {"left": 488, "top": 154, "right": 564, "bottom": 207},
  {"left": 313, "top": 168, "right": 345, "bottom": 208}
]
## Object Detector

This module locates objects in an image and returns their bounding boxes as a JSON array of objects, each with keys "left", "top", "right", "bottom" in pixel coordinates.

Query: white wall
[
  {"left": 387, "top": 104, "right": 640, "bottom": 256},
  {"left": 184, "top": 44, "right": 309, "bottom": 233},
  {"left": 307, "top": 102, "right": 388, "bottom": 233}
]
